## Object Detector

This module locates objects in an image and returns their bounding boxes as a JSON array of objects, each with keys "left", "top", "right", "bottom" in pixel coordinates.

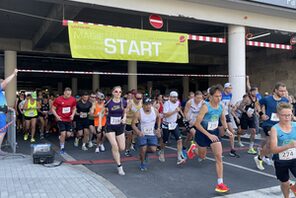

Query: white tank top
[
  {"left": 188, "top": 99, "right": 203, "bottom": 123},
  {"left": 140, "top": 107, "right": 156, "bottom": 136}
]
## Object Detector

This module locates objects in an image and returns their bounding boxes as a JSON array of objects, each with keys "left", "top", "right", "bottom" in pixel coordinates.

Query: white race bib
[
  {"left": 168, "top": 123, "right": 177, "bottom": 130},
  {"left": 279, "top": 148, "right": 296, "bottom": 160},
  {"left": 207, "top": 121, "right": 218, "bottom": 131},
  {"left": 27, "top": 111, "right": 35, "bottom": 117},
  {"left": 247, "top": 108, "right": 255, "bottom": 115},
  {"left": 143, "top": 126, "right": 154, "bottom": 135},
  {"left": 62, "top": 107, "right": 71, "bottom": 114},
  {"left": 271, "top": 113, "right": 279, "bottom": 122},
  {"left": 110, "top": 117, "right": 121, "bottom": 125},
  {"left": 80, "top": 112, "right": 88, "bottom": 118}
]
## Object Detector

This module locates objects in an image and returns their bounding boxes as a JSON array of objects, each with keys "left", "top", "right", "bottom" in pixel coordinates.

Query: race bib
[
  {"left": 27, "top": 111, "right": 35, "bottom": 117},
  {"left": 279, "top": 148, "right": 296, "bottom": 160},
  {"left": 271, "top": 113, "right": 279, "bottom": 122},
  {"left": 80, "top": 112, "right": 88, "bottom": 118},
  {"left": 62, "top": 107, "right": 71, "bottom": 114},
  {"left": 207, "top": 121, "right": 218, "bottom": 131},
  {"left": 143, "top": 126, "right": 154, "bottom": 135},
  {"left": 247, "top": 108, "right": 254, "bottom": 115},
  {"left": 168, "top": 123, "right": 177, "bottom": 130},
  {"left": 110, "top": 117, "right": 121, "bottom": 125},
  {"left": 42, "top": 111, "right": 48, "bottom": 114}
]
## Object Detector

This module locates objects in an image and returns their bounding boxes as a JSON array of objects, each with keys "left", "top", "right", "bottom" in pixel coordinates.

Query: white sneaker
[
  {"left": 82, "top": 145, "right": 88, "bottom": 151},
  {"left": 88, "top": 141, "right": 94, "bottom": 148},
  {"left": 117, "top": 166, "right": 125, "bottom": 176},
  {"left": 95, "top": 147, "right": 100, "bottom": 153},
  {"left": 263, "top": 157, "right": 273, "bottom": 166},
  {"left": 99, "top": 144, "right": 105, "bottom": 152},
  {"left": 74, "top": 138, "right": 79, "bottom": 147},
  {"left": 237, "top": 141, "right": 245, "bottom": 147},
  {"left": 130, "top": 144, "right": 136, "bottom": 151},
  {"left": 254, "top": 156, "right": 265, "bottom": 171}
]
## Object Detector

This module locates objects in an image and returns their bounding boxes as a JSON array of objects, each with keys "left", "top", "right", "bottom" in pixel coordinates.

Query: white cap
[
  {"left": 170, "top": 91, "right": 178, "bottom": 97},
  {"left": 224, "top": 82, "right": 232, "bottom": 88}
]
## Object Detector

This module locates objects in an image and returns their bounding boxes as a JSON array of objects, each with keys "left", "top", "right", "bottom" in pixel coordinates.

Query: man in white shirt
[{"left": 159, "top": 91, "right": 186, "bottom": 165}]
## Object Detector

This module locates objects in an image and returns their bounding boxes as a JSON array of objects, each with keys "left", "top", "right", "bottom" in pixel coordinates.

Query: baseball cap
[
  {"left": 224, "top": 83, "right": 232, "bottom": 88},
  {"left": 170, "top": 91, "right": 178, "bottom": 97},
  {"left": 143, "top": 97, "right": 152, "bottom": 104},
  {"left": 96, "top": 92, "right": 105, "bottom": 100},
  {"left": 31, "top": 92, "right": 37, "bottom": 99}
]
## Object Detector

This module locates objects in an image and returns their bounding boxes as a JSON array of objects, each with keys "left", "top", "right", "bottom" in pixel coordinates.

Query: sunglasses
[
  {"left": 114, "top": 90, "right": 122, "bottom": 94},
  {"left": 90, "top": 96, "right": 96, "bottom": 98},
  {"left": 136, "top": 97, "right": 142, "bottom": 100}
]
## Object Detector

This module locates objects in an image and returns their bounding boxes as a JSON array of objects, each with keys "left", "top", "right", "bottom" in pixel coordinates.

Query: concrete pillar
[
  {"left": 71, "top": 77, "right": 77, "bottom": 96},
  {"left": 57, "top": 82, "right": 63, "bottom": 94},
  {"left": 4, "top": 51, "right": 17, "bottom": 107},
  {"left": 92, "top": 74, "right": 100, "bottom": 92},
  {"left": 228, "top": 25, "right": 246, "bottom": 103},
  {"left": 182, "top": 76, "right": 189, "bottom": 100},
  {"left": 128, "top": 61, "right": 137, "bottom": 91}
]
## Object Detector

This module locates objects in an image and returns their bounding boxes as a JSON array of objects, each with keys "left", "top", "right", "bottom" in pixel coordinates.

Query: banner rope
[{"left": 18, "top": 69, "right": 247, "bottom": 78}]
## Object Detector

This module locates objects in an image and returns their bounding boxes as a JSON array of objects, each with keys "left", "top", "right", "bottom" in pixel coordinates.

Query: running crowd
[{"left": 12, "top": 76, "right": 296, "bottom": 197}]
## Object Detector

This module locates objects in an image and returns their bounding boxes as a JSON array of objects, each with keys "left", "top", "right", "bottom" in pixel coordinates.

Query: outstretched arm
[{"left": 1, "top": 69, "right": 18, "bottom": 90}]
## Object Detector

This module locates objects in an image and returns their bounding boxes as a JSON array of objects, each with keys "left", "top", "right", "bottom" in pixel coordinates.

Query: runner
[
  {"left": 105, "top": 86, "right": 127, "bottom": 175},
  {"left": 270, "top": 102, "right": 296, "bottom": 198},
  {"left": 0, "top": 69, "right": 18, "bottom": 155},
  {"left": 91, "top": 92, "right": 107, "bottom": 153},
  {"left": 231, "top": 94, "right": 247, "bottom": 147},
  {"left": 74, "top": 92, "right": 92, "bottom": 151},
  {"left": 88, "top": 92, "right": 97, "bottom": 148},
  {"left": 183, "top": 91, "right": 204, "bottom": 149},
  {"left": 15, "top": 91, "right": 25, "bottom": 133},
  {"left": 38, "top": 95, "right": 50, "bottom": 139},
  {"left": 23, "top": 92, "right": 40, "bottom": 143},
  {"left": 51, "top": 87, "right": 76, "bottom": 154},
  {"left": 238, "top": 88, "right": 261, "bottom": 154},
  {"left": 125, "top": 91, "right": 142, "bottom": 157},
  {"left": 187, "top": 84, "right": 232, "bottom": 193},
  {"left": 132, "top": 97, "right": 161, "bottom": 171},
  {"left": 159, "top": 91, "right": 186, "bottom": 165},
  {"left": 254, "top": 82, "right": 289, "bottom": 170},
  {"left": 220, "top": 83, "right": 239, "bottom": 157}
]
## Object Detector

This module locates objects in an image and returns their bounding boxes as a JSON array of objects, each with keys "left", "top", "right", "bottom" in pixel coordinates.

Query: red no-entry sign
[{"left": 149, "top": 14, "right": 163, "bottom": 29}]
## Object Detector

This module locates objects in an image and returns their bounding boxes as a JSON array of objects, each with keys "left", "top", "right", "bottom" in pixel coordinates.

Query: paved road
[{"left": 11, "top": 132, "right": 293, "bottom": 198}]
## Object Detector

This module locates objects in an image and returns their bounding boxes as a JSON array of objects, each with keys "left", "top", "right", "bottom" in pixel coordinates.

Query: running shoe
[
  {"left": 82, "top": 145, "right": 88, "bottom": 151},
  {"left": 88, "top": 141, "right": 94, "bottom": 148},
  {"left": 187, "top": 143, "right": 197, "bottom": 159},
  {"left": 59, "top": 149, "right": 65, "bottom": 155},
  {"left": 263, "top": 157, "right": 273, "bottom": 166},
  {"left": 229, "top": 149, "right": 240, "bottom": 158},
  {"left": 117, "top": 166, "right": 125, "bottom": 176},
  {"left": 237, "top": 141, "right": 245, "bottom": 147},
  {"left": 139, "top": 163, "right": 147, "bottom": 171},
  {"left": 99, "top": 144, "right": 105, "bottom": 152},
  {"left": 95, "top": 147, "right": 100, "bottom": 153},
  {"left": 158, "top": 150, "right": 165, "bottom": 162},
  {"left": 177, "top": 158, "right": 186, "bottom": 165},
  {"left": 254, "top": 156, "right": 265, "bottom": 170},
  {"left": 24, "top": 133, "right": 29, "bottom": 141},
  {"left": 247, "top": 148, "right": 257, "bottom": 155},
  {"left": 215, "top": 183, "right": 230, "bottom": 193},
  {"left": 124, "top": 150, "right": 132, "bottom": 157},
  {"left": 30, "top": 138, "right": 36, "bottom": 143},
  {"left": 74, "top": 138, "right": 79, "bottom": 147}
]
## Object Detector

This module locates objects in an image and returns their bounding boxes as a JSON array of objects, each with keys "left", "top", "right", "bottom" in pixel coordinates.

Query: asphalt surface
[{"left": 12, "top": 131, "right": 280, "bottom": 198}]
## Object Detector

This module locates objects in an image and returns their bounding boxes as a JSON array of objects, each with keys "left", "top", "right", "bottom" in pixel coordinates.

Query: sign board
[
  {"left": 68, "top": 23, "right": 188, "bottom": 63},
  {"left": 250, "top": 0, "right": 296, "bottom": 10},
  {"left": 149, "top": 14, "right": 163, "bottom": 29}
]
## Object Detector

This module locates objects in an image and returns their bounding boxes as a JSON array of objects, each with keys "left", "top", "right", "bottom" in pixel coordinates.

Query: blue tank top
[
  {"left": 201, "top": 102, "right": 223, "bottom": 131},
  {"left": 273, "top": 122, "right": 296, "bottom": 161}
]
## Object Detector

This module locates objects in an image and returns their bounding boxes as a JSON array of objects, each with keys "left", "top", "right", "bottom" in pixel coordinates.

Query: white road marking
[{"left": 165, "top": 146, "right": 276, "bottom": 179}]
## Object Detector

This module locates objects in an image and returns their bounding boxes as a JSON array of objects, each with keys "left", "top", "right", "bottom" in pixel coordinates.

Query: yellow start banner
[{"left": 68, "top": 23, "right": 189, "bottom": 63}]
